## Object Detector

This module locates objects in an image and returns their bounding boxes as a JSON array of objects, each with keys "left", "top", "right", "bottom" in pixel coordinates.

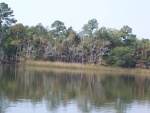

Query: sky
[{"left": 1, "top": 0, "right": 150, "bottom": 39}]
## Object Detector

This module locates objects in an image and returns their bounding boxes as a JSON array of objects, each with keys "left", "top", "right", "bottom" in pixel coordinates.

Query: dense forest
[{"left": 0, "top": 2, "right": 150, "bottom": 68}]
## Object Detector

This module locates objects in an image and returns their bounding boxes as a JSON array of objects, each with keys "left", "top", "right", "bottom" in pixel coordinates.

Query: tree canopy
[{"left": 0, "top": 2, "right": 150, "bottom": 69}]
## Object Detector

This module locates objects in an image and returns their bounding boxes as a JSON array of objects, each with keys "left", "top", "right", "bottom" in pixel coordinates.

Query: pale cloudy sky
[{"left": 1, "top": 0, "right": 150, "bottom": 39}]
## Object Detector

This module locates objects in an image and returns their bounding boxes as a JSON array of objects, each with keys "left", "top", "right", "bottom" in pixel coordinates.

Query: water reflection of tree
[
  {"left": 0, "top": 97, "right": 9, "bottom": 113},
  {"left": 0, "top": 66, "right": 150, "bottom": 113}
]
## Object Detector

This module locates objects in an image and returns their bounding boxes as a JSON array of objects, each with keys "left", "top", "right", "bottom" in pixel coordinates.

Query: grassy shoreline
[{"left": 21, "top": 60, "right": 150, "bottom": 76}]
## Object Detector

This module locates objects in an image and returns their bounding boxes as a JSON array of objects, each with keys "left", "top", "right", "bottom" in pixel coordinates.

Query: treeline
[{"left": 0, "top": 2, "right": 150, "bottom": 68}]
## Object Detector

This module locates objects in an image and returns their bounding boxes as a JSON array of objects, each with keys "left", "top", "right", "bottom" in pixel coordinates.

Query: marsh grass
[{"left": 23, "top": 60, "right": 150, "bottom": 76}]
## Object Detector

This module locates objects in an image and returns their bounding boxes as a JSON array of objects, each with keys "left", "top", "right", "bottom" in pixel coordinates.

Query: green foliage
[
  {"left": 1, "top": 35, "right": 17, "bottom": 58},
  {"left": 82, "top": 19, "right": 98, "bottom": 37},
  {"left": 0, "top": 2, "right": 17, "bottom": 51},
  {"left": 51, "top": 20, "right": 66, "bottom": 38},
  {"left": 0, "top": 2, "right": 17, "bottom": 27},
  {"left": 95, "top": 27, "right": 110, "bottom": 40},
  {"left": 104, "top": 47, "right": 136, "bottom": 68}
]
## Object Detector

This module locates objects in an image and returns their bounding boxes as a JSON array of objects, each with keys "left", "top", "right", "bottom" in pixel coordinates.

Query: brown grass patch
[{"left": 22, "top": 60, "right": 150, "bottom": 76}]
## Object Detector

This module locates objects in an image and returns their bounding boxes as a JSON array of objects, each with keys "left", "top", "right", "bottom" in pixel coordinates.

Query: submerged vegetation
[{"left": 1, "top": 2, "right": 150, "bottom": 69}]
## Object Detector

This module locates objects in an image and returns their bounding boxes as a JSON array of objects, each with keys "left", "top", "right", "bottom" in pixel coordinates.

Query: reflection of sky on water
[
  {"left": 5, "top": 100, "right": 150, "bottom": 113},
  {"left": 126, "top": 101, "right": 150, "bottom": 113},
  {"left": 6, "top": 100, "right": 80, "bottom": 113}
]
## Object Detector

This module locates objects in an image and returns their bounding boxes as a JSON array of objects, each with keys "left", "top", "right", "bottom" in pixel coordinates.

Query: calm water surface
[{"left": 0, "top": 65, "right": 150, "bottom": 113}]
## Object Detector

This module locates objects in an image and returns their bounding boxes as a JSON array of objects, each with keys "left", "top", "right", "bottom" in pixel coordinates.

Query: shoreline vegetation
[
  {"left": 23, "top": 60, "right": 150, "bottom": 76},
  {"left": 1, "top": 2, "right": 150, "bottom": 70}
]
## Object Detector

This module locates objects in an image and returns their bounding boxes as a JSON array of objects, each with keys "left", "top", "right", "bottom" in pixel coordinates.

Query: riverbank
[{"left": 22, "top": 60, "right": 150, "bottom": 76}]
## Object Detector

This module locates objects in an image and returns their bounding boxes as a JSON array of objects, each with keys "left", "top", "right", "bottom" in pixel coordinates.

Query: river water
[{"left": 0, "top": 65, "right": 150, "bottom": 113}]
